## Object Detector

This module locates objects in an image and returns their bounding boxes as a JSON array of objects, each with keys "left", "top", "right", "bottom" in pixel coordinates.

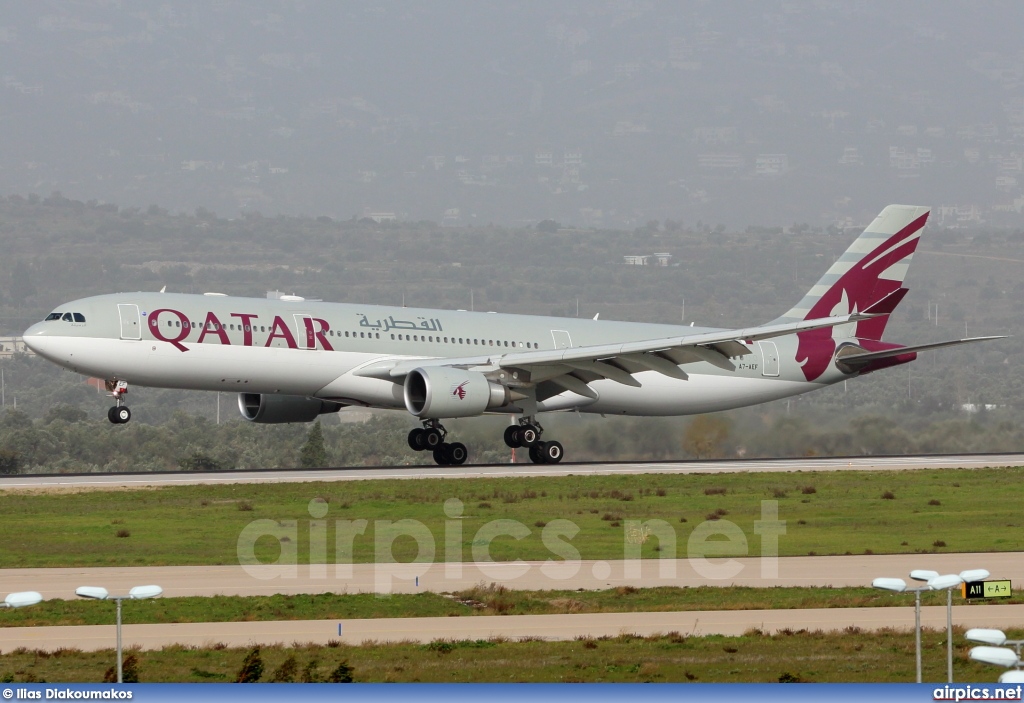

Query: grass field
[
  {"left": 1, "top": 467, "right": 1021, "bottom": 567},
  {"left": 3, "top": 584, "right": 1022, "bottom": 628},
  {"left": 0, "top": 628, "right": 1016, "bottom": 683}
]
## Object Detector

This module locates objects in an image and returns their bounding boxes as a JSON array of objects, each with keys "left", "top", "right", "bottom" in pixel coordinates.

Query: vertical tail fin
[{"left": 773, "top": 204, "right": 930, "bottom": 341}]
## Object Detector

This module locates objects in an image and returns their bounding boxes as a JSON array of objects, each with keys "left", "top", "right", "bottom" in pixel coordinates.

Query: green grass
[
  {"left": 0, "top": 628, "right": 1017, "bottom": 683},
  {"left": 3, "top": 585, "right": 1022, "bottom": 628},
  {"left": 2, "top": 467, "right": 1022, "bottom": 567}
]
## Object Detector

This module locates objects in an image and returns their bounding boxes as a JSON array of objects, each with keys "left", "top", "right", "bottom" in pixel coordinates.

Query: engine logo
[{"left": 451, "top": 381, "right": 469, "bottom": 400}]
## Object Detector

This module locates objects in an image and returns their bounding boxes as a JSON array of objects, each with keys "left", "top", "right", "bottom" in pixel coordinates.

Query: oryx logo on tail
[{"left": 770, "top": 205, "right": 931, "bottom": 381}]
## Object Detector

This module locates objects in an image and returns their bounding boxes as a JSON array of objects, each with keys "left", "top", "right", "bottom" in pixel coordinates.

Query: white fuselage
[{"left": 24, "top": 292, "right": 841, "bottom": 418}]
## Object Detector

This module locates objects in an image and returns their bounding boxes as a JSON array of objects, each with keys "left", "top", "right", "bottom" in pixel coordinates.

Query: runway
[
  {"left": 1, "top": 453, "right": 1020, "bottom": 490},
  {"left": 2, "top": 552, "right": 1019, "bottom": 599},
  {"left": 5, "top": 604, "right": 1024, "bottom": 652}
]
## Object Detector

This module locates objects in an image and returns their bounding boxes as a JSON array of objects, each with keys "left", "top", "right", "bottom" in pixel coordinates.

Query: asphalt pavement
[
  {"left": 6, "top": 604, "right": 1024, "bottom": 652},
  {"left": 1, "top": 453, "right": 1021, "bottom": 490}
]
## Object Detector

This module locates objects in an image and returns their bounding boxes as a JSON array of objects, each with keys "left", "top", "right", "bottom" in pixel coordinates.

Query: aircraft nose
[{"left": 22, "top": 322, "right": 49, "bottom": 354}]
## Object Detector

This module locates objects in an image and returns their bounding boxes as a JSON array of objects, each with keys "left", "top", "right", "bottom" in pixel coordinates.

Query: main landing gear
[
  {"left": 504, "top": 418, "right": 563, "bottom": 464},
  {"left": 408, "top": 420, "right": 468, "bottom": 466},
  {"left": 106, "top": 380, "right": 131, "bottom": 424}
]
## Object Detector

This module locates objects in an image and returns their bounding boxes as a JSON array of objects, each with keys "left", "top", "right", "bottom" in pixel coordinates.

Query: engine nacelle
[
  {"left": 238, "top": 393, "right": 343, "bottom": 424},
  {"left": 403, "top": 367, "right": 510, "bottom": 419}
]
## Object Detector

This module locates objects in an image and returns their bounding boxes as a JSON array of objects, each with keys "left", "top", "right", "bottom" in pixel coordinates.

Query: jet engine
[
  {"left": 403, "top": 367, "right": 510, "bottom": 418},
  {"left": 238, "top": 393, "right": 343, "bottom": 424}
]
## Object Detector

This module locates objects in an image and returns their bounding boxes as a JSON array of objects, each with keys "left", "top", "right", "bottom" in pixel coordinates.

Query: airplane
[{"left": 22, "top": 204, "right": 1002, "bottom": 466}]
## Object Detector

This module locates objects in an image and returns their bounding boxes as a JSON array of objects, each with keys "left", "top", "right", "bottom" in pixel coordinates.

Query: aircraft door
[
  {"left": 551, "top": 330, "right": 573, "bottom": 349},
  {"left": 294, "top": 314, "right": 314, "bottom": 349},
  {"left": 118, "top": 304, "right": 141, "bottom": 340},
  {"left": 759, "top": 341, "right": 780, "bottom": 377}
]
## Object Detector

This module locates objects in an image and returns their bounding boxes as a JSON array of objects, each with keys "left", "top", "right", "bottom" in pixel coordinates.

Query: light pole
[
  {"left": 913, "top": 569, "right": 990, "bottom": 684},
  {"left": 1, "top": 591, "right": 42, "bottom": 609},
  {"left": 873, "top": 576, "right": 930, "bottom": 682},
  {"left": 969, "top": 645, "right": 1024, "bottom": 683},
  {"left": 76, "top": 585, "right": 162, "bottom": 683},
  {"left": 967, "top": 629, "right": 1024, "bottom": 684},
  {"left": 874, "top": 568, "right": 989, "bottom": 683}
]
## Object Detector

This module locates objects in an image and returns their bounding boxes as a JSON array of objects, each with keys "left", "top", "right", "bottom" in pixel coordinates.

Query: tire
[
  {"left": 115, "top": 407, "right": 131, "bottom": 424},
  {"left": 107, "top": 407, "right": 119, "bottom": 424},
  {"left": 433, "top": 445, "right": 450, "bottom": 465},
  {"left": 448, "top": 442, "right": 468, "bottom": 465},
  {"left": 503, "top": 425, "right": 521, "bottom": 448},
  {"left": 543, "top": 440, "right": 563, "bottom": 464},
  {"left": 520, "top": 426, "right": 539, "bottom": 447},
  {"left": 408, "top": 428, "right": 425, "bottom": 451},
  {"left": 423, "top": 428, "right": 443, "bottom": 450},
  {"left": 528, "top": 442, "right": 547, "bottom": 464}
]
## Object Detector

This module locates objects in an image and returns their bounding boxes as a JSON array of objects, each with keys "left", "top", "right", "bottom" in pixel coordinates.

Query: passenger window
[
  {"left": 360, "top": 332, "right": 364, "bottom": 338},
  {"left": 390, "top": 334, "right": 395, "bottom": 340},
  {"left": 375, "top": 333, "right": 379, "bottom": 339}
]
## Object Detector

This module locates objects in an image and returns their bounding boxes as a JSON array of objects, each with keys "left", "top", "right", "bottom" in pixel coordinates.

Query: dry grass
[{"left": 0, "top": 628, "right": 1014, "bottom": 683}]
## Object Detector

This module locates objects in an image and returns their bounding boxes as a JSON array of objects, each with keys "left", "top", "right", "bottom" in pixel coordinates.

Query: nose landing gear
[{"left": 105, "top": 380, "right": 131, "bottom": 424}]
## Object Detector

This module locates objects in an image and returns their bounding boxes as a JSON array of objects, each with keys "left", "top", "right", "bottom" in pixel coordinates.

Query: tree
[
  {"left": 0, "top": 410, "right": 32, "bottom": 431},
  {"left": 235, "top": 646, "right": 264, "bottom": 683},
  {"left": 299, "top": 420, "right": 327, "bottom": 468},
  {"left": 681, "top": 415, "right": 732, "bottom": 459},
  {"left": 103, "top": 653, "right": 139, "bottom": 683},
  {"left": 327, "top": 660, "right": 354, "bottom": 683},
  {"left": 535, "top": 219, "right": 560, "bottom": 233},
  {"left": 300, "top": 659, "right": 320, "bottom": 683},
  {"left": 44, "top": 404, "right": 88, "bottom": 424},
  {"left": 269, "top": 655, "right": 298, "bottom": 683},
  {"left": 178, "top": 451, "right": 225, "bottom": 472},
  {"left": 0, "top": 449, "right": 20, "bottom": 476}
]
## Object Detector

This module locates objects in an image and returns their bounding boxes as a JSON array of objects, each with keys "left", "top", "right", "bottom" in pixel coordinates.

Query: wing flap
[{"left": 382, "top": 312, "right": 874, "bottom": 380}]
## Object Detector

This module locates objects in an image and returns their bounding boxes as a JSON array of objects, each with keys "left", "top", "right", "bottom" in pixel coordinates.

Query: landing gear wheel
[
  {"left": 543, "top": 440, "right": 563, "bottom": 464},
  {"left": 107, "top": 407, "right": 118, "bottom": 424},
  {"left": 408, "top": 428, "right": 426, "bottom": 451},
  {"left": 433, "top": 445, "right": 451, "bottom": 465},
  {"left": 447, "top": 442, "right": 468, "bottom": 465},
  {"left": 112, "top": 406, "right": 131, "bottom": 424},
  {"left": 519, "top": 425, "right": 540, "bottom": 447},
  {"left": 529, "top": 442, "right": 547, "bottom": 464},
  {"left": 503, "top": 425, "right": 522, "bottom": 448},
  {"left": 422, "top": 428, "right": 444, "bottom": 450}
]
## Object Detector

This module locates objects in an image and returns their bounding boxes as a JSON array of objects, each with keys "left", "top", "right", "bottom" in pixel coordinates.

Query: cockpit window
[
  {"left": 73, "top": 313, "right": 85, "bottom": 323},
  {"left": 45, "top": 312, "right": 62, "bottom": 321},
  {"left": 62, "top": 312, "right": 74, "bottom": 322}
]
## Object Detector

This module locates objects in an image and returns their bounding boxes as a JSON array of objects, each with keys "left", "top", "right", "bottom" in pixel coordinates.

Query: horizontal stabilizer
[{"left": 838, "top": 336, "right": 1006, "bottom": 367}]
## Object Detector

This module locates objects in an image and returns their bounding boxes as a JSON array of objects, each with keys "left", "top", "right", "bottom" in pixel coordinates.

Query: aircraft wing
[{"left": 355, "top": 313, "right": 877, "bottom": 395}]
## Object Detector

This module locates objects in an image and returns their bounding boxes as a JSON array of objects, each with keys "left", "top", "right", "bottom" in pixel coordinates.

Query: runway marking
[{"left": 1, "top": 454, "right": 1021, "bottom": 490}]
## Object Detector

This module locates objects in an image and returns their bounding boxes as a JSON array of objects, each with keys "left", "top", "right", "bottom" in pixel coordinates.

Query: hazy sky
[{"left": 2, "top": 1, "right": 1022, "bottom": 228}]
